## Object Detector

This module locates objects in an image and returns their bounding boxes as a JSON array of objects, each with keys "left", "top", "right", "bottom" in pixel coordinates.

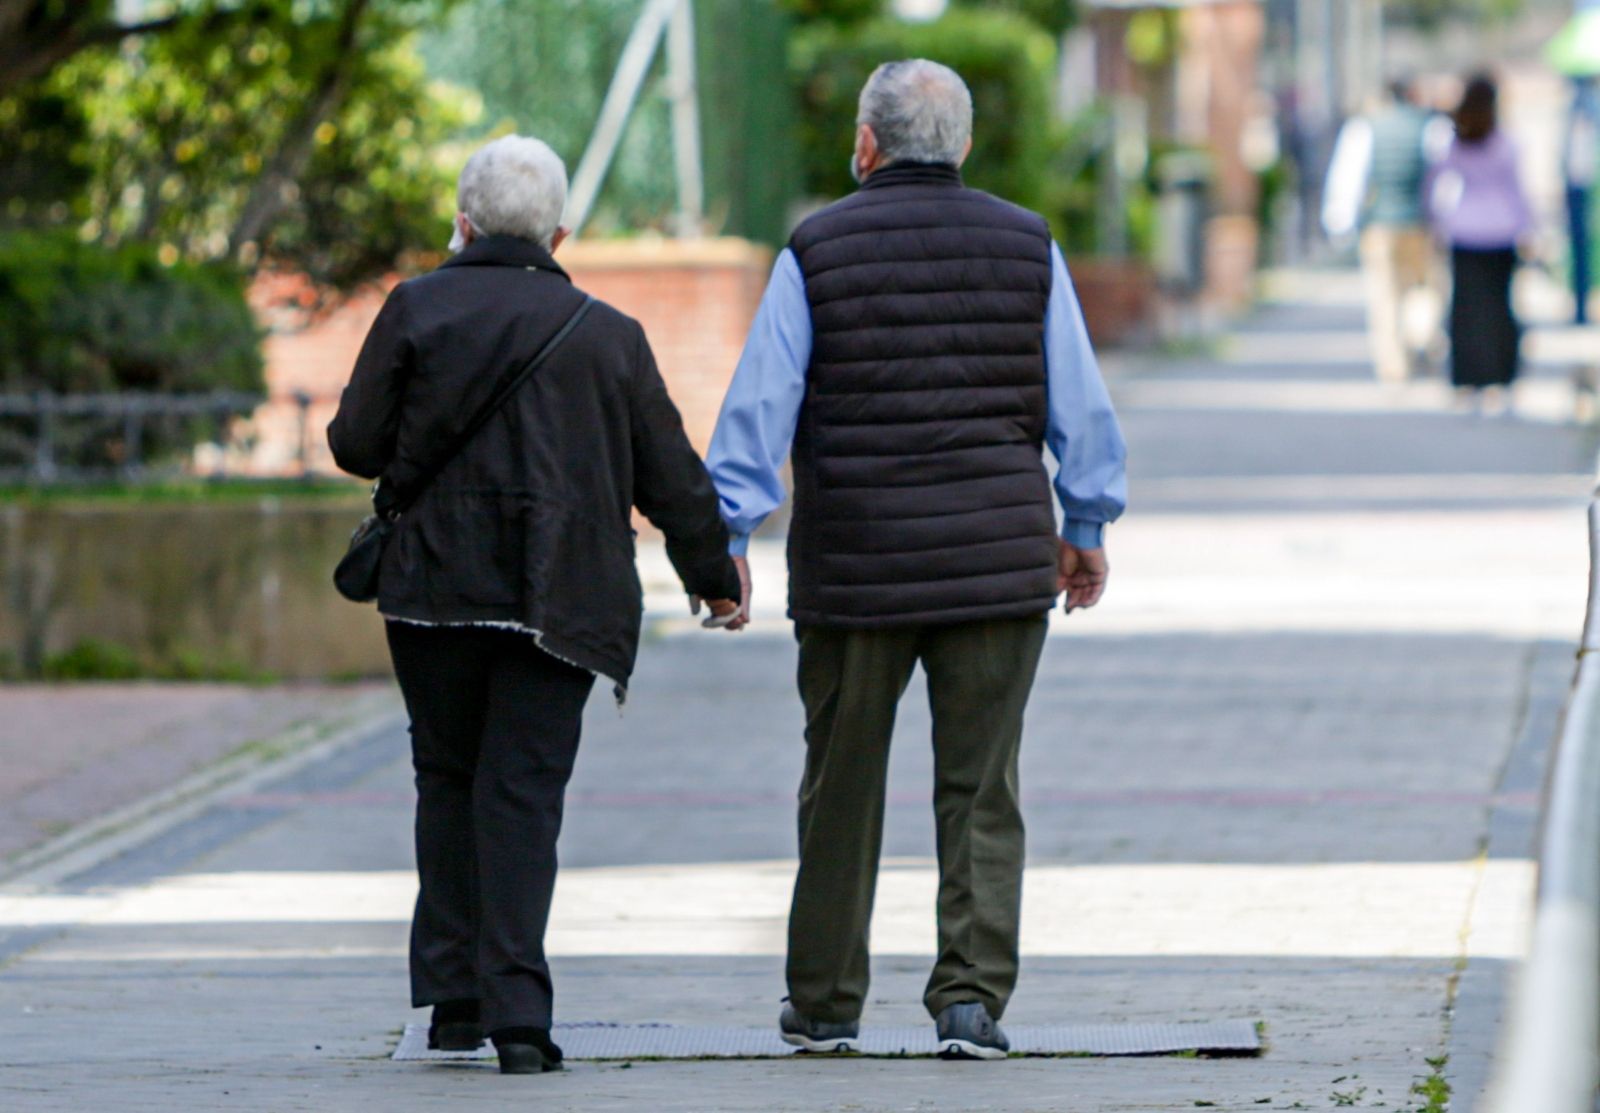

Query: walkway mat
[{"left": 393, "top": 1019, "right": 1261, "bottom": 1061}]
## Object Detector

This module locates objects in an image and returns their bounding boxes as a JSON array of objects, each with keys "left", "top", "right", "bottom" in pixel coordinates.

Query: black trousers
[
  {"left": 1449, "top": 245, "right": 1521, "bottom": 388},
  {"left": 386, "top": 622, "right": 595, "bottom": 1032}
]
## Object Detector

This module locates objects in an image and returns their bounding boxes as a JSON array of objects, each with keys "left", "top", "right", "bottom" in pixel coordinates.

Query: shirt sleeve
[
  {"left": 1044, "top": 242, "right": 1127, "bottom": 549},
  {"left": 705, "top": 248, "right": 812, "bottom": 556},
  {"left": 1321, "top": 117, "right": 1373, "bottom": 239}
]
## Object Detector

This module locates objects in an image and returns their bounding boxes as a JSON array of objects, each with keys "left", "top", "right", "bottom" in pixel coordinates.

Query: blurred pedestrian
[
  {"left": 1428, "top": 74, "right": 1533, "bottom": 411},
  {"left": 1322, "top": 76, "right": 1449, "bottom": 383},
  {"left": 706, "top": 59, "right": 1126, "bottom": 1060},
  {"left": 328, "top": 136, "right": 740, "bottom": 1075},
  {"left": 1562, "top": 76, "right": 1599, "bottom": 324}
]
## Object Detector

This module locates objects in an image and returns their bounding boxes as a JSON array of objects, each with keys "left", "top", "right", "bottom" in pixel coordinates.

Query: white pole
[
  {"left": 667, "top": 0, "right": 705, "bottom": 238},
  {"left": 565, "top": 0, "right": 677, "bottom": 237}
]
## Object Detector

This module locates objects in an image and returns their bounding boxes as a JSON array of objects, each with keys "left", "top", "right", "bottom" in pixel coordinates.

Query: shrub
[
  {"left": 0, "top": 229, "right": 263, "bottom": 396},
  {"left": 791, "top": 8, "right": 1059, "bottom": 216},
  {"left": 42, "top": 639, "right": 142, "bottom": 681},
  {"left": 41, "top": 637, "right": 268, "bottom": 682}
]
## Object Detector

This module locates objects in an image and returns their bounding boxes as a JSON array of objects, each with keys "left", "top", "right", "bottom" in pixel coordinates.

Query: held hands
[
  {"left": 689, "top": 555, "right": 752, "bottom": 632},
  {"left": 1057, "top": 539, "right": 1109, "bottom": 613}
]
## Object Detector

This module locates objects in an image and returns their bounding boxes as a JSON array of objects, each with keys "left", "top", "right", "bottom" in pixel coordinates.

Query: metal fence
[
  {"left": 1481, "top": 491, "right": 1600, "bottom": 1112},
  {"left": 0, "top": 391, "right": 264, "bottom": 483}
]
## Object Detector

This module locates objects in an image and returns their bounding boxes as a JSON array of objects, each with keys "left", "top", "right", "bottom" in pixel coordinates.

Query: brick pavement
[{"left": 0, "top": 683, "right": 389, "bottom": 867}]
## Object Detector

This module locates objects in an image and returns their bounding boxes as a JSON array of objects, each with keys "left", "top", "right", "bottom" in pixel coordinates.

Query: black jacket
[
  {"left": 328, "top": 235, "right": 739, "bottom": 694},
  {"left": 786, "top": 162, "right": 1058, "bottom": 627}
]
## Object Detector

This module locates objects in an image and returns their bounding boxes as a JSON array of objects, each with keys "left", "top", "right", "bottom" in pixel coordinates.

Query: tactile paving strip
[{"left": 393, "top": 1019, "right": 1261, "bottom": 1061}]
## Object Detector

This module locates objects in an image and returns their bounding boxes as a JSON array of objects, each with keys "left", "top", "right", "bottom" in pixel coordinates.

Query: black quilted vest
[{"left": 787, "top": 162, "right": 1058, "bottom": 628}]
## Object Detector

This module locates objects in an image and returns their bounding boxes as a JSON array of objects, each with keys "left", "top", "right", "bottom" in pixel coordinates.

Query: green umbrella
[{"left": 1548, "top": 8, "right": 1600, "bottom": 77}]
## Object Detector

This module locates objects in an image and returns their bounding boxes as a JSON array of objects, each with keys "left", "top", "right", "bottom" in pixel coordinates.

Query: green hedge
[
  {"left": 0, "top": 230, "right": 263, "bottom": 395},
  {"left": 790, "top": 8, "right": 1059, "bottom": 214}
]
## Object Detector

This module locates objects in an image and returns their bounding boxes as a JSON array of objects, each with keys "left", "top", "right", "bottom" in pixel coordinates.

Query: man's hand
[
  {"left": 1057, "top": 539, "right": 1109, "bottom": 613},
  {"left": 722, "top": 555, "right": 752, "bottom": 631}
]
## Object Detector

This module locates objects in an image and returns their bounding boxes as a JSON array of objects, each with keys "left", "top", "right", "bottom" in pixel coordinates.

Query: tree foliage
[
  {"left": 0, "top": 229, "right": 262, "bottom": 394},
  {"left": 951, "top": 0, "right": 1077, "bottom": 38},
  {"left": 0, "top": 0, "right": 472, "bottom": 291},
  {"left": 0, "top": 0, "right": 216, "bottom": 100},
  {"left": 1384, "top": 0, "right": 1524, "bottom": 26},
  {"left": 780, "top": 0, "right": 1077, "bottom": 35},
  {"left": 792, "top": 7, "right": 1059, "bottom": 212}
]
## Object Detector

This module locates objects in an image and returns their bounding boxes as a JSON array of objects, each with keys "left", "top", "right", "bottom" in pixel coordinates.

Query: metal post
[
  {"left": 32, "top": 392, "right": 55, "bottom": 484},
  {"left": 293, "top": 390, "right": 313, "bottom": 478},
  {"left": 666, "top": 0, "right": 704, "bottom": 238},
  {"left": 565, "top": 0, "right": 678, "bottom": 237},
  {"left": 210, "top": 406, "right": 230, "bottom": 481},
  {"left": 122, "top": 399, "right": 143, "bottom": 481}
]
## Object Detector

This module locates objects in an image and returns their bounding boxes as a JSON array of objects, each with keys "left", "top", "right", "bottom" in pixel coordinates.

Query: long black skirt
[{"left": 1449, "top": 246, "right": 1520, "bottom": 388}]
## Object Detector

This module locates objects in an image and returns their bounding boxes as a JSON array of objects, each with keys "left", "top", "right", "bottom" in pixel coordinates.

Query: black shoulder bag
[{"left": 333, "top": 295, "right": 595, "bottom": 603}]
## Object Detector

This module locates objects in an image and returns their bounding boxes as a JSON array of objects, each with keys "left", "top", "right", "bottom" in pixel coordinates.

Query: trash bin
[{"left": 1154, "top": 152, "right": 1211, "bottom": 297}]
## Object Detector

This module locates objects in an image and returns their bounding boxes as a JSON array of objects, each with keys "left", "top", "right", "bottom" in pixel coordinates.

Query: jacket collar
[
  {"left": 859, "top": 160, "right": 964, "bottom": 192},
  {"left": 438, "top": 234, "right": 571, "bottom": 280}
]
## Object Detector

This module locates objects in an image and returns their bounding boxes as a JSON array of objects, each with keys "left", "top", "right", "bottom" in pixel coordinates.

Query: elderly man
[
  {"left": 330, "top": 136, "right": 739, "bottom": 1074},
  {"left": 707, "top": 60, "right": 1126, "bottom": 1059}
]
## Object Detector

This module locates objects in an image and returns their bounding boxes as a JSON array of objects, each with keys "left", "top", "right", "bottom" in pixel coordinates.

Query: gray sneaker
[
  {"left": 936, "top": 1002, "right": 1010, "bottom": 1060},
  {"left": 778, "top": 1001, "right": 861, "bottom": 1053}
]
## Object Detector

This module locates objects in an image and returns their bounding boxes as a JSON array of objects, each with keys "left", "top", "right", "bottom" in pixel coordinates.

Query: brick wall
[
  {"left": 560, "top": 237, "right": 772, "bottom": 453},
  {"left": 240, "top": 237, "right": 772, "bottom": 476}
]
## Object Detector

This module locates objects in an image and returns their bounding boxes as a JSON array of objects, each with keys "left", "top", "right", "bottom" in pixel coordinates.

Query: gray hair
[
  {"left": 456, "top": 135, "right": 568, "bottom": 249},
  {"left": 857, "top": 59, "right": 973, "bottom": 166}
]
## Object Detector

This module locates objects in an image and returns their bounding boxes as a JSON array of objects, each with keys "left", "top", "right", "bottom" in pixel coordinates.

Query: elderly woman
[{"left": 328, "top": 136, "right": 740, "bottom": 1075}]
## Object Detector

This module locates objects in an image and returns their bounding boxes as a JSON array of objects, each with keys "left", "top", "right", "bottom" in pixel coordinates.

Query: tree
[
  {"left": 792, "top": 8, "right": 1059, "bottom": 212},
  {"left": 1384, "top": 0, "right": 1524, "bottom": 25},
  {"left": 779, "top": 0, "right": 1078, "bottom": 36},
  {"left": 0, "top": 0, "right": 249, "bottom": 100},
  {"left": 1, "top": 0, "right": 470, "bottom": 290}
]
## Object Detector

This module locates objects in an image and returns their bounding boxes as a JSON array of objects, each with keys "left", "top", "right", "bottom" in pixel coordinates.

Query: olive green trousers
[{"left": 786, "top": 615, "right": 1049, "bottom": 1024}]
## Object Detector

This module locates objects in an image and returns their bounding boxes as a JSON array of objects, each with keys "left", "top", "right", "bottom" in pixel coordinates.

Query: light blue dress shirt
[{"left": 706, "top": 243, "right": 1127, "bottom": 556}]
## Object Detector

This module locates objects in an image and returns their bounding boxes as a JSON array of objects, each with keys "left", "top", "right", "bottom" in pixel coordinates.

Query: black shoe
[
  {"left": 491, "top": 1027, "right": 564, "bottom": 1074},
  {"left": 935, "top": 1002, "right": 1010, "bottom": 1061},
  {"left": 427, "top": 999, "right": 483, "bottom": 1051},
  {"left": 778, "top": 1001, "right": 861, "bottom": 1054}
]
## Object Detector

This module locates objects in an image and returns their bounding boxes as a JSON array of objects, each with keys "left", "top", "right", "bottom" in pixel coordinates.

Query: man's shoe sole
[
  {"left": 937, "top": 1038, "right": 1008, "bottom": 1061},
  {"left": 780, "top": 1031, "right": 862, "bottom": 1054}
]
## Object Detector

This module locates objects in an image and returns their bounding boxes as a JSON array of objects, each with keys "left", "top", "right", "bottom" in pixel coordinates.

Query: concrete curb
[{"left": 0, "top": 689, "right": 404, "bottom": 892}]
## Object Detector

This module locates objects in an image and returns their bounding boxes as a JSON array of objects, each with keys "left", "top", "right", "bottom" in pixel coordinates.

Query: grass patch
[
  {"left": 42, "top": 638, "right": 274, "bottom": 683},
  {"left": 1411, "top": 1054, "right": 1450, "bottom": 1113}
]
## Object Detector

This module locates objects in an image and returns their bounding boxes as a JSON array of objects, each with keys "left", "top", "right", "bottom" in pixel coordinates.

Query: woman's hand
[{"left": 690, "top": 556, "right": 751, "bottom": 631}]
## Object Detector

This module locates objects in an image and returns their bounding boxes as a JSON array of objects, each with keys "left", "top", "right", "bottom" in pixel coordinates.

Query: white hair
[
  {"left": 857, "top": 59, "right": 973, "bottom": 166},
  {"left": 456, "top": 135, "right": 568, "bottom": 249}
]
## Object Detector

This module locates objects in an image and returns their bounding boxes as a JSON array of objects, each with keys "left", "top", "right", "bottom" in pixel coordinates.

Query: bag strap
[{"left": 378, "top": 294, "right": 594, "bottom": 517}]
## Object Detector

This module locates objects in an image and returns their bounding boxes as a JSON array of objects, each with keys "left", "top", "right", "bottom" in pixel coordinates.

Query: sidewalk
[
  {"left": 0, "top": 683, "right": 392, "bottom": 871},
  {"left": 1, "top": 269, "right": 1594, "bottom": 1112}
]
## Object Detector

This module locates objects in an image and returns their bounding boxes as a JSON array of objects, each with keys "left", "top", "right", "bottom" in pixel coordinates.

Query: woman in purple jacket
[{"left": 1428, "top": 74, "right": 1533, "bottom": 404}]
